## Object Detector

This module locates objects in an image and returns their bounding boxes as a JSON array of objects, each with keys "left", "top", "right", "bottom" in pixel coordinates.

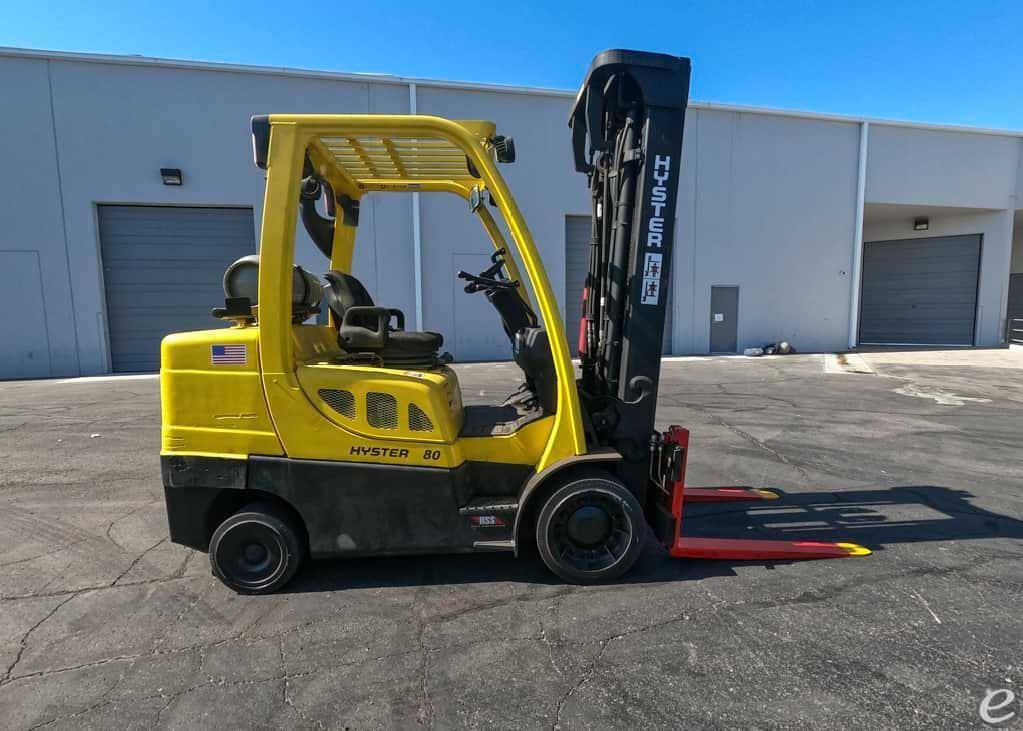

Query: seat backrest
[
  {"left": 323, "top": 270, "right": 374, "bottom": 321},
  {"left": 513, "top": 327, "right": 557, "bottom": 414}
]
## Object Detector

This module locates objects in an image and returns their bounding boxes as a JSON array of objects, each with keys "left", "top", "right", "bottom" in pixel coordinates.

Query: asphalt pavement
[{"left": 1, "top": 350, "right": 1021, "bottom": 729}]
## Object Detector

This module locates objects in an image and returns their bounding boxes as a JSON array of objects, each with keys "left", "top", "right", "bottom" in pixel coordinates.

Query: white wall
[
  {"left": 1014, "top": 148, "right": 1023, "bottom": 275},
  {"left": 2, "top": 57, "right": 418, "bottom": 376},
  {"left": 0, "top": 58, "right": 79, "bottom": 377},
  {"left": 674, "top": 109, "right": 861, "bottom": 354},
  {"left": 862, "top": 208, "right": 1014, "bottom": 345},
  {"left": 3, "top": 49, "right": 1023, "bottom": 376},
  {"left": 867, "top": 125, "right": 1019, "bottom": 209}
]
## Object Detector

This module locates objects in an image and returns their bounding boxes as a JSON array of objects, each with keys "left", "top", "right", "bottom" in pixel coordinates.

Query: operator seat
[{"left": 322, "top": 270, "right": 444, "bottom": 367}]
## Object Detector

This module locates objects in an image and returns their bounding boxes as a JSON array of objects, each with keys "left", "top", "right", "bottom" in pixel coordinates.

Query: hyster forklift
[{"left": 161, "top": 50, "right": 869, "bottom": 593}]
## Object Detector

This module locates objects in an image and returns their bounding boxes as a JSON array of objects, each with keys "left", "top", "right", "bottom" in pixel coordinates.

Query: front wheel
[
  {"left": 535, "top": 474, "right": 645, "bottom": 584},
  {"left": 209, "top": 503, "right": 305, "bottom": 594}
]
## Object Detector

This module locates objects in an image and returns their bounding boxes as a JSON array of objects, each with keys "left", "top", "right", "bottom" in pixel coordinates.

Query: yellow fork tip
[
  {"left": 756, "top": 489, "right": 780, "bottom": 500},
  {"left": 837, "top": 542, "right": 872, "bottom": 557}
]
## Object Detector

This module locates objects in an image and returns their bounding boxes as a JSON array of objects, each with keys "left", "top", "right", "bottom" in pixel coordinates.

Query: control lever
[
  {"left": 483, "top": 247, "right": 507, "bottom": 276},
  {"left": 457, "top": 270, "right": 520, "bottom": 294}
]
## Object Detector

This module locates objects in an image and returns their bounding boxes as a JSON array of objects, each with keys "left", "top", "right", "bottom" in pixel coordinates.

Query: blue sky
[{"left": 4, "top": 0, "right": 1022, "bottom": 129}]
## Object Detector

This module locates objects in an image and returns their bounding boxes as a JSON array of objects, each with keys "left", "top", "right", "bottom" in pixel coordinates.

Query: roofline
[
  {"left": 0, "top": 45, "right": 573, "bottom": 99},
  {"left": 3, "top": 45, "right": 1022, "bottom": 139},
  {"left": 685, "top": 100, "right": 1023, "bottom": 139}
]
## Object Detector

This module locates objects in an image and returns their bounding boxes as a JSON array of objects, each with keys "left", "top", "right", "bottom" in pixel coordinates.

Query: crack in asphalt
[
  {"left": 2, "top": 592, "right": 79, "bottom": 684},
  {"left": 0, "top": 543, "right": 84, "bottom": 569},
  {"left": 104, "top": 499, "right": 161, "bottom": 552},
  {"left": 110, "top": 536, "right": 168, "bottom": 586},
  {"left": 0, "top": 572, "right": 197, "bottom": 601},
  {"left": 2, "top": 543, "right": 1017, "bottom": 687},
  {"left": 28, "top": 690, "right": 126, "bottom": 731},
  {"left": 4, "top": 360, "right": 1022, "bottom": 728},
  {"left": 414, "top": 592, "right": 435, "bottom": 728},
  {"left": 716, "top": 419, "right": 808, "bottom": 480},
  {"left": 146, "top": 673, "right": 305, "bottom": 729},
  {"left": 3, "top": 558, "right": 1018, "bottom": 728},
  {"left": 426, "top": 585, "right": 575, "bottom": 626},
  {"left": 2, "top": 654, "right": 137, "bottom": 685},
  {"left": 552, "top": 636, "right": 612, "bottom": 730},
  {"left": 149, "top": 579, "right": 216, "bottom": 656},
  {"left": 659, "top": 393, "right": 813, "bottom": 482},
  {"left": 22, "top": 645, "right": 325, "bottom": 729},
  {"left": 537, "top": 593, "right": 567, "bottom": 680},
  {"left": 278, "top": 632, "right": 325, "bottom": 730}
]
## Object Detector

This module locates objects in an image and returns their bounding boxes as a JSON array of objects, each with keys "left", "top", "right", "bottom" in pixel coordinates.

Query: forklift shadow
[
  {"left": 286, "top": 540, "right": 736, "bottom": 593},
  {"left": 680, "top": 484, "right": 1023, "bottom": 552},
  {"left": 290, "top": 550, "right": 569, "bottom": 592},
  {"left": 283, "top": 485, "right": 1023, "bottom": 594}
]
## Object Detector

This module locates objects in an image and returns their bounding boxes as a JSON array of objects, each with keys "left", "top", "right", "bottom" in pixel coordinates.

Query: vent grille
[
  {"left": 408, "top": 403, "right": 434, "bottom": 432},
  {"left": 366, "top": 392, "right": 398, "bottom": 429},
  {"left": 319, "top": 389, "right": 356, "bottom": 418}
]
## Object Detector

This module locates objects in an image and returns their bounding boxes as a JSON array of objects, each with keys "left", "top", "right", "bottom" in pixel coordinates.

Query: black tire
[
  {"left": 209, "top": 502, "right": 304, "bottom": 594},
  {"left": 535, "top": 473, "right": 644, "bottom": 584}
]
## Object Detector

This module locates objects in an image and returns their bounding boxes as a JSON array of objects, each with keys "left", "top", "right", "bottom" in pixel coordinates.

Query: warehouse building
[{"left": 2, "top": 46, "right": 1022, "bottom": 379}]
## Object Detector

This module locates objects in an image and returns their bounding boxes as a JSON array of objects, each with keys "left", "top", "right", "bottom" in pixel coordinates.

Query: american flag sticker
[{"left": 211, "top": 344, "right": 247, "bottom": 366}]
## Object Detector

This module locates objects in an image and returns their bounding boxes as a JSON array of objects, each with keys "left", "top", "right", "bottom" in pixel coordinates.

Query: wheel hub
[
  {"left": 543, "top": 486, "right": 638, "bottom": 578},
  {"left": 566, "top": 505, "right": 612, "bottom": 546},
  {"left": 242, "top": 542, "right": 269, "bottom": 567},
  {"left": 216, "top": 523, "right": 283, "bottom": 585}
]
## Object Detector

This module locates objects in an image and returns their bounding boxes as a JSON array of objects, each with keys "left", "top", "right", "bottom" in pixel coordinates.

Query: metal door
[
  {"left": 859, "top": 235, "right": 981, "bottom": 346},
  {"left": 710, "top": 286, "right": 739, "bottom": 353},
  {"left": 99, "top": 205, "right": 255, "bottom": 372}
]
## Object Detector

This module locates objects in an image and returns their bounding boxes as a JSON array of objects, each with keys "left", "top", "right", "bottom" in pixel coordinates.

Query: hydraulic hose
[{"left": 604, "top": 107, "right": 641, "bottom": 395}]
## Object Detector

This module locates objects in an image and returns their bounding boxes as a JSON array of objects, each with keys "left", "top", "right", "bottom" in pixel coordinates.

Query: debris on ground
[{"left": 745, "top": 341, "right": 797, "bottom": 356}]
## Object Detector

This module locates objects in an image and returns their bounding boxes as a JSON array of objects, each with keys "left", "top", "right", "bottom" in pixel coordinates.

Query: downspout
[
  {"left": 410, "top": 82, "right": 425, "bottom": 331},
  {"left": 847, "top": 121, "right": 869, "bottom": 349}
]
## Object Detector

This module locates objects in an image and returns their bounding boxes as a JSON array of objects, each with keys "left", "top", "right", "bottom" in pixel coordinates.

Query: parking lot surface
[{"left": 1, "top": 351, "right": 1021, "bottom": 728}]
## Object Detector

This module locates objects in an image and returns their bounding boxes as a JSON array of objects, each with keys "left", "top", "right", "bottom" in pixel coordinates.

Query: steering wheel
[{"left": 457, "top": 248, "right": 520, "bottom": 294}]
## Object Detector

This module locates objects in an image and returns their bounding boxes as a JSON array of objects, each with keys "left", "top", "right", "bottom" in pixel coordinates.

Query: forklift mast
[{"left": 569, "top": 50, "right": 691, "bottom": 496}]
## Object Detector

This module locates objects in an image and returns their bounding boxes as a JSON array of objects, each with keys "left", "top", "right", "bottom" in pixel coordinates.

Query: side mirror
[{"left": 469, "top": 186, "right": 482, "bottom": 212}]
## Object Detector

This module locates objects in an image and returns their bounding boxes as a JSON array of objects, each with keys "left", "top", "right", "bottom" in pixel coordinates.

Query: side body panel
[
  {"left": 248, "top": 457, "right": 509, "bottom": 556},
  {"left": 160, "top": 326, "right": 283, "bottom": 457},
  {"left": 162, "top": 454, "right": 531, "bottom": 557}
]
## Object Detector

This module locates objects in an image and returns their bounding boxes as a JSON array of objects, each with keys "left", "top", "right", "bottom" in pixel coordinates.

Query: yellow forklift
[{"left": 161, "top": 50, "right": 868, "bottom": 593}]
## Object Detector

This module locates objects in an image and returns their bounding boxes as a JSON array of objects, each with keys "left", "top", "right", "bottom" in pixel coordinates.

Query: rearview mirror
[{"left": 469, "top": 186, "right": 482, "bottom": 212}]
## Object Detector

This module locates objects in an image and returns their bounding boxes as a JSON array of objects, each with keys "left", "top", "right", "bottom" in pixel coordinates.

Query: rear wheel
[
  {"left": 535, "top": 474, "right": 644, "bottom": 584},
  {"left": 209, "top": 503, "right": 304, "bottom": 594}
]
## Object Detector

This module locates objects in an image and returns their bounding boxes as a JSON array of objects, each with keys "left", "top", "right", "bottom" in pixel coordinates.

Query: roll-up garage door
[
  {"left": 858, "top": 234, "right": 981, "bottom": 346},
  {"left": 565, "top": 215, "right": 673, "bottom": 354},
  {"left": 99, "top": 206, "right": 256, "bottom": 372}
]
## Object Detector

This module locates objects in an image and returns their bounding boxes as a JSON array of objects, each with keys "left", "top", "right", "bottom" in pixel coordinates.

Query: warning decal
[{"left": 641, "top": 253, "right": 663, "bottom": 305}]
